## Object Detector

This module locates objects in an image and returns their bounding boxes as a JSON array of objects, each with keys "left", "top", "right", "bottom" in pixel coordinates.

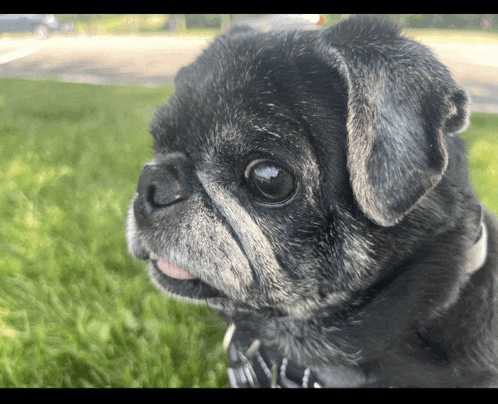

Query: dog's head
[{"left": 126, "top": 17, "right": 469, "bottom": 319}]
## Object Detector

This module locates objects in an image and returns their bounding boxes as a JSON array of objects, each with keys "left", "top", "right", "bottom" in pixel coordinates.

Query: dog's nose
[{"left": 134, "top": 154, "right": 192, "bottom": 227}]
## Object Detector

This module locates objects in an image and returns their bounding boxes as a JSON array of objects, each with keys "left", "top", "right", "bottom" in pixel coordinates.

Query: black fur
[{"left": 127, "top": 16, "right": 498, "bottom": 387}]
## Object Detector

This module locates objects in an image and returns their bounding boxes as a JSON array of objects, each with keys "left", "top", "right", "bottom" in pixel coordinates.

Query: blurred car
[
  {"left": 0, "top": 14, "right": 74, "bottom": 39},
  {"left": 230, "top": 14, "right": 324, "bottom": 31}
]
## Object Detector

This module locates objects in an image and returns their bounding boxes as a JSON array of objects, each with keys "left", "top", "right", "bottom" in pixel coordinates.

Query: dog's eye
[{"left": 244, "top": 159, "right": 296, "bottom": 204}]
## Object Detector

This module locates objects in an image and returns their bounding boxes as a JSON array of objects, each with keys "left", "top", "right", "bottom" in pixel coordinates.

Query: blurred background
[
  {"left": 0, "top": 14, "right": 497, "bottom": 388},
  {"left": 5, "top": 14, "right": 496, "bottom": 34},
  {"left": 1, "top": 14, "right": 498, "bottom": 113}
]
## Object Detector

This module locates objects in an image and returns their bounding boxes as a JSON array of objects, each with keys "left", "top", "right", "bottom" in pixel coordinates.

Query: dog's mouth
[
  {"left": 147, "top": 253, "right": 293, "bottom": 317},
  {"left": 150, "top": 253, "right": 197, "bottom": 280},
  {"left": 147, "top": 253, "right": 229, "bottom": 305}
]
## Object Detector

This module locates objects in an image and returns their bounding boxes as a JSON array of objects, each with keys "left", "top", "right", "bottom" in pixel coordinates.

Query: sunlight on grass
[{"left": 0, "top": 309, "right": 18, "bottom": 338}]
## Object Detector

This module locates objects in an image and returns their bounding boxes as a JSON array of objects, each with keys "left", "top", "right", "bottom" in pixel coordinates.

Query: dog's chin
[{"left": 147, "top": 259, "right": 236, "bottom": 310}]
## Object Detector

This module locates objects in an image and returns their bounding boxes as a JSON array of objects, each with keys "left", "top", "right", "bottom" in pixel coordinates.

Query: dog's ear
[{"left": 316, "top": 17, "right": 470, "bottom": 227}]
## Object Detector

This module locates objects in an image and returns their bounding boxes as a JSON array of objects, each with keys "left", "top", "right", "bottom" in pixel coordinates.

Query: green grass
[
  {"left": 461, "top": 113, "right": 498, "bottom": 215},
  {"left": 0, "top": 78, "right": 229, "bottom": 387},
  {"left": 0, "top": 78, "right": 497, "bottom": 387}
]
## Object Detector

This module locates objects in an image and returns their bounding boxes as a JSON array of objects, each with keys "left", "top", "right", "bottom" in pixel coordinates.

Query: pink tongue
[{"left": 156, "top": 259, "right": 195, "bottom": 279}]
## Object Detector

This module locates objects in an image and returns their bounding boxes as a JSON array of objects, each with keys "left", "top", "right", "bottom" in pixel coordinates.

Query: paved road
[
  {"left": 0, "top": 35, "right": 211, "bottom": 87},
  {"left": 1, "top": 34, "right": 497, "bottom": 113},
  {"left": 422, "top": 41, "right": 498, "bottom": 114}
]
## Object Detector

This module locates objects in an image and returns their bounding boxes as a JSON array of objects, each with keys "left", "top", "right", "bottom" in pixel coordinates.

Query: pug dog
[{"left": 126, "top": 16, "right": 498, "bottom": 387}]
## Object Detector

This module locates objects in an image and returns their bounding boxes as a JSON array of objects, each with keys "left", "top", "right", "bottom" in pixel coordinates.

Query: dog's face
[{"left": 126, "top": 18, "right": 470, "bottom": 320}]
